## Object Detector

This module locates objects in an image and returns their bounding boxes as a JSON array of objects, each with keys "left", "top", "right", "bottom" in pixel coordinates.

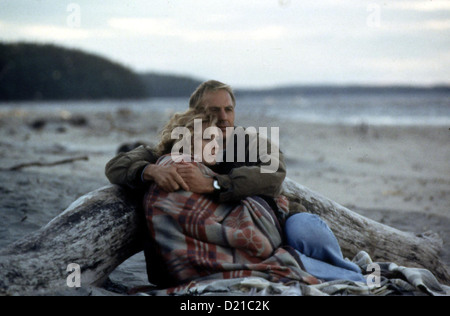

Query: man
[{"left": 105, "top": 80, "right": 286, "bottom": 203}]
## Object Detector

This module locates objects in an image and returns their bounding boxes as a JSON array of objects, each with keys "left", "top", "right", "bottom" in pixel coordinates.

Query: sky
[{"left": 0, "top": 0, "right": 449, "bottom": 88}]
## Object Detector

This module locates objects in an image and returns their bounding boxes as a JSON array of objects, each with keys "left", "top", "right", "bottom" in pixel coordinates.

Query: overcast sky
[{"left": 0, "top": 0, "right": 449, "bottom": 88}]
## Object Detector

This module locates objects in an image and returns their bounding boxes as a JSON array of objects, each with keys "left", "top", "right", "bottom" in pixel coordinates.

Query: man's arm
[
  {"left": 105, "top": 145, "right": 189, "bottom": 191},
  {"left": 105, "top": 145, "right": 158, "bottom": 189},
  {"left": 214, "top": 149, "right": 286, "bottom": 203}
]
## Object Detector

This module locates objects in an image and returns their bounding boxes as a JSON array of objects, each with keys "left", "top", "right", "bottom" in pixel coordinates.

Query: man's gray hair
[{"left": 189, "top": 80, "right": 236, "bottom": 110}]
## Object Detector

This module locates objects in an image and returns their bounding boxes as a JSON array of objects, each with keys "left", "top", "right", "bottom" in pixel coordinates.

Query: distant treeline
[
  {"left": 140, "top": 73, "right": 202, "bottom": 98},
  {"left": 0, "top": 42, "right": 448, "bottom": 101},
  {"left": 0, "top": 43, "right": 205, "bottom": 101},
  {"left": 0, "top": 42, "right": 204, "bottom": 101},
  {"left": 0, "top": 43, "right": 147, "bottom": 101}
]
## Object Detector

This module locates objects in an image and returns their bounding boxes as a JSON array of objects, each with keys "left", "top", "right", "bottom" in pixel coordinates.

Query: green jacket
[{"left": 105, "top": 130, "right": 287, "bottom": 203}]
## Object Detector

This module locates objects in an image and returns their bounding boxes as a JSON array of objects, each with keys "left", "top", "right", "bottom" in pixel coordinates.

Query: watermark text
[
  {"left": 170, "top": 120, "right": 280, "bottom": 174},
  {"left": 66, "top": 263, "right": 81, "bottom": 288}
]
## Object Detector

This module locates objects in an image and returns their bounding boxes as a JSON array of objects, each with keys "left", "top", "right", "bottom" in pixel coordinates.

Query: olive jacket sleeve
[{"left": 105, "top": 145, "right": 159, "bottom": 189}]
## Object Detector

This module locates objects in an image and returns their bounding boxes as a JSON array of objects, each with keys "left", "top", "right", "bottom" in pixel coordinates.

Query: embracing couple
[{"left": 105, "top": 80, "right": 365, "bottom": 290}]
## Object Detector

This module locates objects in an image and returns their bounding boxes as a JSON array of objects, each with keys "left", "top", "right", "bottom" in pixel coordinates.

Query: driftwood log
[
  {"left": 1, "top": 156, "right": 89, "bottom": 171},
  {"left": 282, "top": 179, "right": 449, "bottom": 284},
  {"left": 0, "top": 178, "right": 448, "bottom": 295},
  {"left": 0, "top": 185, "right": 145, "bottom": 295}
]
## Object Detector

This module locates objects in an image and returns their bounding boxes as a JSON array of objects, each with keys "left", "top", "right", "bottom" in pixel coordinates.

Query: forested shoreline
[{"left": 1, "top": 42, "right": 448, "bottom": 102}]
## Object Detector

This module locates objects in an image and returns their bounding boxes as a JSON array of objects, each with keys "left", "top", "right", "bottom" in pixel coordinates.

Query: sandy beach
[{"left": 0, "top": 102, "right": 449, "bottom": 293}]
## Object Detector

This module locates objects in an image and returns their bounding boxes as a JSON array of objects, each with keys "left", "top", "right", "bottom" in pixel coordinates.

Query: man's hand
[
  {"left": 176, "top": 162, "right": 214, "bottom": 194},
  {"left": 143, "top": 164, "right": 189, "bottom": 192}
]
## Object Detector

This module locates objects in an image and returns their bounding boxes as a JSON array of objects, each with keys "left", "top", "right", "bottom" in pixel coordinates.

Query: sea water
[{"left": 1, "top": 89, "right": 449, "bottom": 127}]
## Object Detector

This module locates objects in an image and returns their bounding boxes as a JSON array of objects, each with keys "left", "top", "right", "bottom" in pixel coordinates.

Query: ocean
[
  {"left": 238, "top": 92, "right": 450, "bottom": 126},
  {"left": 1, "top": 90, "right": 449, "bottom": 127}
]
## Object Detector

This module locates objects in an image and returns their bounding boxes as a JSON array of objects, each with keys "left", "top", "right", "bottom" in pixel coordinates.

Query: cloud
[
  {"left": 183, "top": 25, "right": 287, "bottom": 42},
  {"left": 107, "top": 17, "right": 176, "bottom": 36},
  {"left": 20, "top": 24, "right": 91, "bottom": 41},
  {"left": 423, "top": 20, "right": 450, "bottom": 31},
  {"left": 374, "top": 18, "right": 450, "bottom": 33},
  {"left": 1, "top": 1, "right": 448, "bottom": 85},
  {"left": 352, "top": 54, "right": 450, "bottom": 84},
  {"left": 0, "top": 20, "right": 115, "bottom": 42},
  {"left": 359, "top": 56, "right": 448, "bottom": 72},
  {"left": 108, "top": 17, "right": 288, "bottom": 42},
  {"left": 389, "top": 0, "right": 450, "bottom": 12}
]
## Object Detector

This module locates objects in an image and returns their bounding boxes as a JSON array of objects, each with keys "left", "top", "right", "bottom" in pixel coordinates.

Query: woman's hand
[
  {"left": 143, "top": 164, "right": 190, "bottom": 192},
  {"left": 176, "top": 162, "right": 214, "bottom": 194}
]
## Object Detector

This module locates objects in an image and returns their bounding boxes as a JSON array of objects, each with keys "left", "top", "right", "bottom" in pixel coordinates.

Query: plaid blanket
[
  {"left": 145, "top": 251, "right": 449, "bottom": 296},
  {"left": 143, "top": 155, "right": 319, "bottom": 291}
]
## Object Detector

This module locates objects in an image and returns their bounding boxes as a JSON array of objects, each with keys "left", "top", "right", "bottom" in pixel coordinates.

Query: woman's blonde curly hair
[{"left": 156, "top": 108, "right": 217, "bottom": 156}]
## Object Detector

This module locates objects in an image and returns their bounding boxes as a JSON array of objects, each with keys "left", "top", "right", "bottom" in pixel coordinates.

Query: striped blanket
[
  {"left": 146, "top": 250, "right": 450, "bottom": 296},
  {"left": 143, "top": 155, "right": 318, "bottom": 291}
]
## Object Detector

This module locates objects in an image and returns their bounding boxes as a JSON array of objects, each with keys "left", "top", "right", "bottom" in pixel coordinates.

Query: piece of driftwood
[
  {"left": 0, "top": 185, "right": 144, "bottom": 295},
  {"left": 0, "top": 178, "right": 448, "bottom": 295},
  {"left": 2, "top": 156, "right": 89, "bottom": 171},
  {"left": 282, "top": 178, "right": 450, "bottom": 284}
]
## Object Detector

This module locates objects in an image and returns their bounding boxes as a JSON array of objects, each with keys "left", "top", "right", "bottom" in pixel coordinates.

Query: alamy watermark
[
  {"left": 366, "top": 263, "right": 381, "bottom": 288},
  {"left": 65, "top": 261, "right": 381, "bottom": 289},
  {"left": 367, "top": 3, "right": 381, "bottom": 28},
  {"left": 170, "top": 120, "right": 280, "bottom": 174},
  {"left": 67, "top": 3, "right": 81, "bottom": 28},
  {"left": 66, "top": 263, "right": 81, "bottom": 288}
]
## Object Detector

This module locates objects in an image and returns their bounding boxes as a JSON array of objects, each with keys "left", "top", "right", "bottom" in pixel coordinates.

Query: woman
[
  {"left": 143, "top": 108, "right": 318, "bottom": 289},
  {"left": 144, "top": 108, "right": 365, "bottom": 290}
]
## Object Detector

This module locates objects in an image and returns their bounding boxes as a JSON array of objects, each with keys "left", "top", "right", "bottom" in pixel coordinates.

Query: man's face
[{"left": 202, "top": 89, "right": 235, "bottom": 141}]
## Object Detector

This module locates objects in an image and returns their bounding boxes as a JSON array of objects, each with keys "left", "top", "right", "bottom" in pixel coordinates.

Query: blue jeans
[{"left": 285, "top": 213, "right": 365, "bottom": 282}]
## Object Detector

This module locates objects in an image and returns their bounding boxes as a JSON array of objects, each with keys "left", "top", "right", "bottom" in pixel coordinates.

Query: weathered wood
[
  {"left": 0, "top": 179, "right": 448, "bottom": 295},
  {"left": 0, "top": 185, "right": 144, "bottom": 295},
  {"left": 282, "top": 178, "right": 450, "bottom": 284},
  {"left": 1, "top": 156, "right": 89, "bottom": 171}
]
